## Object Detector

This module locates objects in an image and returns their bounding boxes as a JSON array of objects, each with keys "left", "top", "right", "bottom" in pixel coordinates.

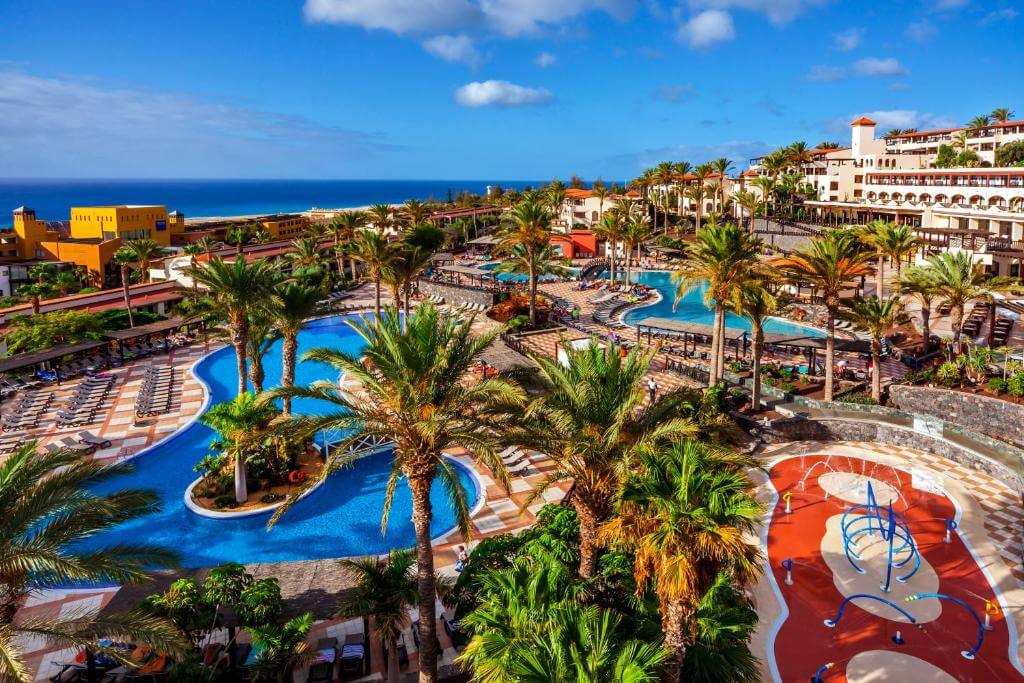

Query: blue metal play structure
[{"left": 840, "top": 481, "right": 921, "bottom": 592}]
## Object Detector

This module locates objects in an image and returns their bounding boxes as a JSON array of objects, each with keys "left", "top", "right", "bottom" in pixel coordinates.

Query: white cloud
[
  {"left": 0, "top": 70, "right": 396, "bottom": 178},
  {"left": 677, "top": 10, "right": 735, "bottom": 48},
  {"left": 654, "top": 83, "right": 695, "bottom": 102},
  {"left": 422, "top": 34, "right": 482, "bottom": 66},
  {"left": 905, "top": 19, "right": 937, "bottom": 41},
  {"left": 979, "top": 8, "right": 1018, "bottom": 25},
  {"left": 686, "top": 0, "right": 827, "bottom": 26},
  {"left": 535, "top": 51, "right": 558, "bottom": 67},
  {"left": 453, "top": 80, "right": 553, "bottom": 107},
  {"left": 303, "top": 0, "right": 481, "bottom": 34},
  {"left": 832, "top": 28, "right": 862, "bottom": 51},
  {"left": 825, "top": 110, "right": 957, "bottom": 135},
  {"left": 303, "top": 0, "right": 635, "bottom": 36},
  {"left": 805, "top": 65, "right": 847, "bottom": 82},
  {"left": 853, "top": 57, "right": 908, "bottom": 77}
]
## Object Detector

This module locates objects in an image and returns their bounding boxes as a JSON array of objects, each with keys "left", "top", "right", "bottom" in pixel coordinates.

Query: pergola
[
  {"left": 0, "top": 340, "right": 108, "bottom": 385},
  {"left": 437, "top": 264, "right": 496, "bottom": 288},
  {"left": 103, "top": 317, "right": 204, "bottom": 362},
  {"left": 635, "top": 316, "right": 870, "bottom": 369}
]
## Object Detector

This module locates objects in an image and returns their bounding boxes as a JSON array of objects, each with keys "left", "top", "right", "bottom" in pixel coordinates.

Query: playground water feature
[{"left": 763, "top": 453, "right": 1022, "bottom": 682}]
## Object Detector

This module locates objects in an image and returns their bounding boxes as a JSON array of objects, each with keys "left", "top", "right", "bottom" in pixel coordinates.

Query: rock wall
[
  {"left": 890, "top": 385, "right": 1024, "bottom": 450},
  {"left": 419, "top": 281, "right": 499, "bottom": 308}
]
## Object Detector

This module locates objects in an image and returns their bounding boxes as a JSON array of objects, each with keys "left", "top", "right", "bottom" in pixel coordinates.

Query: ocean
[{"left": 0, "top": 178, "right": 546, "bottom": 224}]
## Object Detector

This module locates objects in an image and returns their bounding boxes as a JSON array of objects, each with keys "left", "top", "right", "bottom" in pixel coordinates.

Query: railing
[{"left": 663, "top": 358, "right": 711, "bottom": 385}]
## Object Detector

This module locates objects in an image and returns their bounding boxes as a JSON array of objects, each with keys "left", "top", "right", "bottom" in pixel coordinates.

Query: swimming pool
[
  {"left": 620, "top": 271, "right": 825, "bottom": 337},
  {"left": 82, "top": 315, "right": 480, "bottom": 569},
  {"left": 476, "top": 261, "right": 579, "bottom": 283}
]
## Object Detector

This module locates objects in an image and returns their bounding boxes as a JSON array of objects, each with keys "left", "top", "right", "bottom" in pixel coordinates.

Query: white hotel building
[{"left": 747, "top": 116, "right": 1024, "bottom": 276}]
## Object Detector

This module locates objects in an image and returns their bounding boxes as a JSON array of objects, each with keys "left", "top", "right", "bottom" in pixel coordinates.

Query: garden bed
[{"left": 190, "top": 446, "right": 324, "bottom": 514}]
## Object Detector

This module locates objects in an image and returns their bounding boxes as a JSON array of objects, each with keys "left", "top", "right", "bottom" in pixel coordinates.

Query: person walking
[{"left": 647, "top": 377, "right": 658, "bottom": 403}]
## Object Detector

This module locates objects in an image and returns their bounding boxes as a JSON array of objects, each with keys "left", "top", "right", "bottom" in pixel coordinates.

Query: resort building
[{"left": 745, "top": 116, "right": 1024, "bottom": 276}]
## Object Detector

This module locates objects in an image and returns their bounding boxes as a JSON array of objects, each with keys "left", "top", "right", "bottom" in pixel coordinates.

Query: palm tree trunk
[
  {"left": 121, "top": 266, "right": 135, "bottom": 328},
  {"left": 386, "top": 638, "right": 400, "bottom": 683},
  {"left": 349, "top": 254, "right": 357, "bottom": 281},
  {"left": 374, "top": 278, "right": 382, "bottom": 320},
  {"left": 574, "top": 501, "right": 599, "bottom": 579},
  {"left": 662, "top": 599, "right": 691, "bottom": 683},
  {"left": 709, "top": 306, "right": 723, "bottom": 385},
  {"left": 608, "top": 242, "right": 616, "bottom": 283},
  {"left": 528, "top": 260, "right": 537, "bottom": 326},
  {"left": 824, "top": 307, "right": 836, "bottom": 401},
  {"left": 717, "top": 312, "right": 727, "bottom": 381},
  {"left": 30, "top": 296, "right": 40, "bottom": 315},
  {"left": 281, "top": 333, "right": 298, "bottom": 415},
  {"left": 921, "top": 303, "right": 931, "bottom": 351},
  {"left": 248, "top": 350, "right": 264, "bottom": 393},
  {"left": 876, "top": 255, "right": 885, "bottom": 297},
  {"left": 952, "top": 304, "right": 964, "bottom": 352},
  {"left": 871, "top": 339, "right": 882, "bottom": 402},
  {"left": 409, "top": 475, "right": 439, "bottom": 683},
  {"left": 752, "top": 325, "right": 764, "bottom": 411}
]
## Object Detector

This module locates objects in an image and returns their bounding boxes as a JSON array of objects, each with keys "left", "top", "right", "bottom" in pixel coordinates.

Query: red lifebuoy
[{"left": 288, "top": 470, "right": 306, "bottom": 484}]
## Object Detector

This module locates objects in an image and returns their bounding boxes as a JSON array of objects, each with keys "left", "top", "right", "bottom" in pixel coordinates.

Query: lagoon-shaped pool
[{"left": 80, "top": 314, "right": 479, "bottom": 569}]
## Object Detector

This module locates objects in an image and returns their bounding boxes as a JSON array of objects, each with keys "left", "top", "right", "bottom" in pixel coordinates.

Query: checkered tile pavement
[{"left": 762, "top": 440, "right": 1024, "bottom": 585}]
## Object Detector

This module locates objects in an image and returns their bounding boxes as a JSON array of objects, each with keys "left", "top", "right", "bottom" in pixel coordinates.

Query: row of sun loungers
[
  {"left": 1, "top": 391, "right": 55, "bottom": 432},
  {"left": 961, "top": 302, "right": 990, "bottom": 339},
  {"left": 55, "top": 375, "right": 116, "bottom": 428},
  {"left": 426, "top": 294, "right": 446, "bottom": 305},
  {"left": 135, "top": 367, "right": 175, "bottom": 417},
  {"left": 991, "top": 317, "right": 1015, "bottom": 346}
]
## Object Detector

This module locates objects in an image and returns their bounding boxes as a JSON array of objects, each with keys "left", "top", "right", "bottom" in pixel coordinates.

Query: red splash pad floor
[{"left": 765, "top": 454, "right": 1022, "bottom": 682}]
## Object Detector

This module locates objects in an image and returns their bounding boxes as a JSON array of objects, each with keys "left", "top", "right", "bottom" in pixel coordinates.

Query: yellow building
[
  {"left": 260, "top": 214, "right": 308, "bottom": 240},
  {"left": 10, "top": 205, "right": 186, "bottom": 286}
]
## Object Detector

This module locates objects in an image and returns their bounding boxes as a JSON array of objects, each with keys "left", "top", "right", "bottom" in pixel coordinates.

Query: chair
[
  {"left": 338, "top": 633, "right": 367, "bottom": 677},
  {"left": 78, "top": 431, "right": 112, "bottom": 449},
  {"left": 306, "top": 662, "right": 333, "bottom": 682}
]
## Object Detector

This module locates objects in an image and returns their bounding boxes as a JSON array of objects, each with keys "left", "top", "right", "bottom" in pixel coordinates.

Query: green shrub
[
  {"left": 727, "top": 360, "right": 742, "bottom": 373},
  {"left": 935, "top": 361, "right": 961, "bottom": 387},
  {"left": 778, "top": 381, "right": 797, "bottom": 393},
  {"left": 838, "top": 391, "right": 878, "bottom": 405},
  {"left": 236, "top": 578, "right": 284, "bottom": 628},
  {"left": 260, "top": 492, "right": 283, "bottom": 504},
  {"left": 213, "top": 495, "right": 237, "bottom": 510},
  {"left": 988, "top": 377, "right": 1008, "bottom": 394},
  {"left": 1008, "top": 372, "right": 1024, "bottom": 397}
]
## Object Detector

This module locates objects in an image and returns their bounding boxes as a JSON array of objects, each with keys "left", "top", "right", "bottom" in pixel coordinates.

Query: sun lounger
[
  {"left": 60, "top": 437, "right": 95, "bottom": 454},
  {"left": 339, "top": 631, "right": 368, "bottom": 676},
  {"left": 78, "top": 431, "right": 111, "bottom": 449}
]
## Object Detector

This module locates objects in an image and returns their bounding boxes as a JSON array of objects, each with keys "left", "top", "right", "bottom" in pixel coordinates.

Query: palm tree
[
  {"left": 332, "top": 210, "right": 369, "bottom": 280},
  {"left": 497, "top": 201, "right": 553, "bottom": 326},
  {"left": 182, "top": 243, "right": 204, "bottom": 297},
  {"left": 187, "top": 257, "right": 279, "bottom": 396},
  {"left": 593, "top": 211, "right": 624, "bottom": 283},
  {"left": 620, "top": 212, "right": 653, "bottom": 286},
  {"left": 16, "top": 282, "right": 52, "bottom": 316},
  {"left": 751, "top": 176, "right": 775, "bottom": 220},
  {"left": 684, "top": 184, "right": 706, "bottom": 231},
  {"left": 368, "top": 203, "right": 395, "bottom": 235},
  {"left": 274, "top": 282, "right": 320, "bottom": 415},
  {"left": 245, "top": 306, "right": 277, "bottom": 394},
  {"left": 592, "top": 182, "right": 609, "bottom": 222},
  {"left": 225, "top": 225, "right": 254, "bottom": 256},
  {"left": 952, "top": 130, "right": 969, "bottom": 151},
  {"left": 194, "top": 236, "right": 219, "bottom": 259},
  {"left": 773, "top": 232, "right": 873, "bottom": 400},
  {"left": 673, "top": 224, "right": 765, "bottom": 385},
  {"left": 268, "top": 305, "right": 524, "bottom": 682},
  {"left": 402, "top": 198, "right": 431, "bottom": 227},
  {"left": 0, "top": 444, "right": 186, "bottom": 682},
  {"left": 733, "top": 190, "right": 759, "bottom": 228},
  {"left": 864, "top": 221, "right": 918, "bottom": 296},
  {"left": 511, "top": 342, "right": 697, "bottom": 579},
  {"left": 784, "top": 141, "right": 813, "bottom": 169},
  {"left": 286, "top": 236, "right": 328, "bottom": 272},
  {"left": 968, "top": 114, "right": 991, "bottom": 132},
  {"left": 711, "top": 157, "right": 733, "bottom": 206},
  {"left": 337, "top": 549, "right": 421, "bottom": 683},
  {"left": 991, "top": 107, "right": 1014, "bottom": 123},
  {"left": 248, "top": 613, "right": 316, "bottom": 683},
  {"left": 112, "top": 249, "right": 138, "bottom": 328},
  {"left": 730, "top": 281, "right": 779, "bottom": 412},
  {"left": 457, "top": 555, "right": 667, "bottom": 682},
  {"left": 839, "top": 296, "right": 909, "bottom": 402},
  {"left": 600, "top": 441, "right": 763, "bottom": 683},
  {"left": 349, "top": 231, "right": 400, "bottom": 320},
  {"left": 896, "top": 266, "right": 940, "bottom": 351},
  {"left": 201, "top": 392, "right": 281, "bottom": 503},
  {"left": 917, "top": 251, "right": 1022, "bottom": 350}
]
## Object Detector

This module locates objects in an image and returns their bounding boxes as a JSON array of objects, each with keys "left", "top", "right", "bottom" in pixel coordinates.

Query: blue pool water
[
  {"left": 82, "top": 315, "right": 479, "bottom": 569},
  {"left": 621, "top": 271, "right": 825, "bottom": 337},
  {"left": 476, "top": 261, "right": 578, "bottom": 283}
]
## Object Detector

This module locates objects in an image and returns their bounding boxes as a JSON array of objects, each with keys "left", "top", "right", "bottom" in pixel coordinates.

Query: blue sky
[{"left": 1, "top": 0, "right": 1021, "bottom": 181}]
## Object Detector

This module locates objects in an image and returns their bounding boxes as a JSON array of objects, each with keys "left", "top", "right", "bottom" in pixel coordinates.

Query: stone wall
[
  {"left": 419, "top": 281, "right": 500, "bottom": 308},
  {"left": 752, "top": 416, "right": 1024, "bottom": 490},
  {"left": 890, "top": 385, "right": 1024, "bottom": 450}
]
